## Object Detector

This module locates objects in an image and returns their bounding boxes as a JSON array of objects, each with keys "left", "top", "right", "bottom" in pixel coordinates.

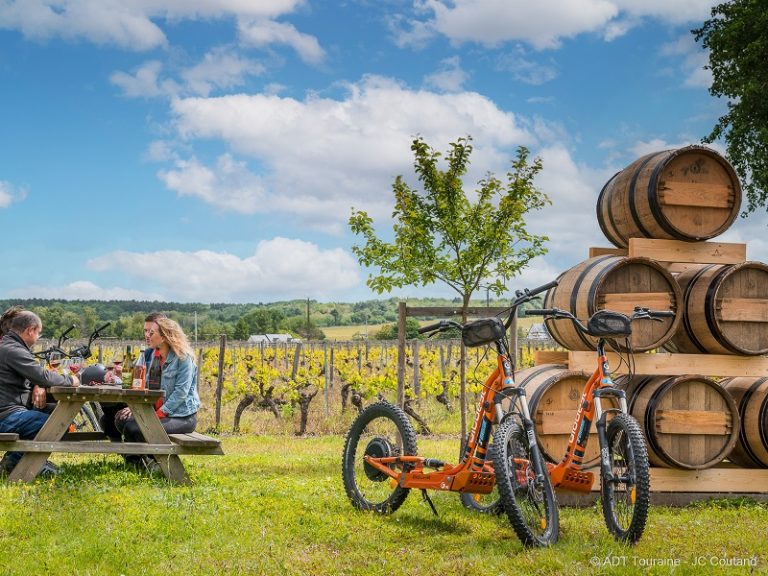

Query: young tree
[
  {"left": 349, "top": 136, "right": 549, "bottom": 438},
  {"left": 694, "top": 1, "right": 768, "bottom": 214}
]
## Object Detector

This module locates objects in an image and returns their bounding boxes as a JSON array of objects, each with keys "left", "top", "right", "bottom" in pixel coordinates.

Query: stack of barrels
[{"left": 523, "top": 145, "right": 768, "bottom": 471}]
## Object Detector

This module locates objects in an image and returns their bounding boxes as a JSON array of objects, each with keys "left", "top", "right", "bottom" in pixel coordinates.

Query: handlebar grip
[
  {"left": 95, "top": 322, "right": 111, "bottom": 333},
  {"left": 528, "top": 280, "right": 558, "bottom": 297},
  {"left": 649, "top": 310, "right": 675, "bottom": 318},
  {"left": 525, "top": 308, "right": 555, "bottom": 317},
  {"left": 418, "top": 322, "right": 443, "bottom": 334}
]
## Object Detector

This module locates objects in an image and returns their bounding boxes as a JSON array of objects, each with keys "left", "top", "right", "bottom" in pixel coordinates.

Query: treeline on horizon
[{"left": 0, "top": 295, "right": 510, "bottom": 341}]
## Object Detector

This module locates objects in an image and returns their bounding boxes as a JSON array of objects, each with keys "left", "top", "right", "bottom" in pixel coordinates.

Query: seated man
[{"left": 0, "top": 310, "right": 80, "bottom": 477}]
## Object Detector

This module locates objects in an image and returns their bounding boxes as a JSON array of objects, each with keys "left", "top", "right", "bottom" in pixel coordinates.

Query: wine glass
[
  {"left": 69, "top": 356, "right": 83, "bottom": 375},
  {"left": 48, "top": 351, "right": 62, "bottom": 372}
]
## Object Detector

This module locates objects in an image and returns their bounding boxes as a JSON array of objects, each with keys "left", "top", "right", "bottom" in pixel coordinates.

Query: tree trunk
[
  {"left": 233, "top": 394, "right": 255, "bottom": 432},
  {"left": 340, "top": 382, "right": 352, "bottom": 412},
  {"left": 296, "top": 384, "right": 318, "bottom": 435},
  {"left": 403, "top": 398, "right": 431, "bottom": 435},
  {"left": 460, "top": 293, "right": 470, "bottom": 451},
  {"left": 436, "top": 380, "right": 453, "bottom": 412},
  {"left": 350, "top": 389, "right": 364, "bottom": 413}
]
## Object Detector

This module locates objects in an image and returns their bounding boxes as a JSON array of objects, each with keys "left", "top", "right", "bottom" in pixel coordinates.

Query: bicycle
[
  {"left": 524, "top": 305, "right": 673, "bottom": 543},
  {"left": 35, "top": 322, "right": 112, "bottom": 432},
  {"left": 342, "top": 281, "right": 560, "bottom": 547}
]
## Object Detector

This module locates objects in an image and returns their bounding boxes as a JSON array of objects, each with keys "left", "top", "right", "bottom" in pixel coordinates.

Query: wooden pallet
[{"left": 556, "top": 466, "right": 768, "bottom": 506}]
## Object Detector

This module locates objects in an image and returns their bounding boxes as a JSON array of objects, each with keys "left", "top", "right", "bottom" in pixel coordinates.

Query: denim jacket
[{"left": 158, "top": 350, "right": 201, "bottom": 418}]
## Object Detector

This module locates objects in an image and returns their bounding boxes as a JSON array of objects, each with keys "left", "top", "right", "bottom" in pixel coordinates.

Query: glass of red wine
[{"left": 69, "top": 356, "right": 83, "bottom": 375}]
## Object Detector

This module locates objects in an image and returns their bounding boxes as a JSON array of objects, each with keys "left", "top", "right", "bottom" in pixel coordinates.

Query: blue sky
[{"left": 0, "top": 0, "right": 763, "bottom": 304}]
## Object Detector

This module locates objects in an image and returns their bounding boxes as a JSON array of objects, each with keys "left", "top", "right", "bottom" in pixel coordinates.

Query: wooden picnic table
[{"left": 0, "top": 386, "right": 222, "bottom": 484}]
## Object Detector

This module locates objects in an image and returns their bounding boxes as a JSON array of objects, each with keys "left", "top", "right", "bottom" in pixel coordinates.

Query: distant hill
[{"left": 0, "top": 295, "right": 531, "bottom": 341}]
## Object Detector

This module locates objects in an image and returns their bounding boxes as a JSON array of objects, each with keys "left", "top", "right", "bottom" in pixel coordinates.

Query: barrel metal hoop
[
  {"left": 628, "top": 153, "right": 660, "bottom": 239},
  {"left": 647, "top": 150, "right": 683, "bottom": 238},
  {"left": 596, "top": 171, "right": 624, "bottom": 247},
  {"left": 758, "top": 392, "right": 768, "bottom": 467},
  {"left": 738, "top": 377, "right": 768, "bottom": 467},
  {"left": 705, "top": 265, "right": 742, "bottom": 354},
  {"left": 682, "top": 264, "right": 717, "bottom": 354}
]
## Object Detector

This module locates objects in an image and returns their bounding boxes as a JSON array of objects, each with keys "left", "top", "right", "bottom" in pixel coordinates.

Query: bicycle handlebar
[
  {"left": 418, "top": 322, "right": 442, "bottom": 335},
  {"left": 526, "top": 306, "right": 675, "bottom": 337},
  {"left": 525, "top": 308, "right": 555, "bottom": 317},
  {"left": 38, "top": 322, "right": 113, "bottom": 361},
  {"left": 418, "top": 319, "right": 462, "bottom": 335},
  {"left": 418, "top": 280, "right": 559, "bottom": 337},
  {"left": 505, "top": 280, "right": 558, "bottom": 329}
]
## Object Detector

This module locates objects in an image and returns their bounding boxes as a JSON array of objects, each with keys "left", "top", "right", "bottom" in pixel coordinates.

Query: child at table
[{"left": 114, "top": 317, "right": 200, "bottom": 470}]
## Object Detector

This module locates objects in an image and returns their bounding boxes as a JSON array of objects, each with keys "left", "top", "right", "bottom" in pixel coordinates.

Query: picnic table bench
[{"left": 0, "top": 386, "right": 222, "bottom": 484}]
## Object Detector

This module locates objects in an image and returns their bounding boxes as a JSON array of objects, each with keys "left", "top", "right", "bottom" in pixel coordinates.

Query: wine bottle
[
  {"left": 147, "top": 350, "right": 162, "bottom": 390},
  {"left": 131, "top": 348, "right": 146, "bottom": 390}
]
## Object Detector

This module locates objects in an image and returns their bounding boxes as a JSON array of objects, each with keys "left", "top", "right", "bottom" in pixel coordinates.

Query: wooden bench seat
[
  {"left": 169, "top": 432, "right": 221, "bottom": 447},
  {"left": 169, "top": 432, "right": 222, "bottom": 450},
  {"left": 0, "top": 433, "right": 19, "bottom": 442}
]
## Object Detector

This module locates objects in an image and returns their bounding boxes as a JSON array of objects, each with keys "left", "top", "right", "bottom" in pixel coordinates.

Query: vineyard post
[
  {"left": 215, "top": 334, "right": 227, "bottom": 430},
  {"left": 291, "top": 342, "right": 302, "bottom": 379},
  {"left": 357, "top": 345, "right": 362, "bottom": 373},
  {"left": 97, "top": 344, "right": 103, "bottom": 364},
  {"left": 196, "top": 346, "right": 203, "bottom": 384},
  {"left": 323, "top": 341, "right": 329, "bottom": 416},
  {"left": 412, "top": 340, "right": 420, "bottom": 397},
  {"left": 397, "top": 301, "right": 406, "bottom": 407},
  {"left": 330, "top": 344, "right": 335, "bottom": 387}
]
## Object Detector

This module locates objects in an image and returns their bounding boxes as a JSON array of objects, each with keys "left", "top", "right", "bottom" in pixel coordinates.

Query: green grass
[
  {"left": 1, "top": 436, "right": 766, "bottom": 576},
  {"left": 321, "top": 317, "right": 538, "bottom": 342}
]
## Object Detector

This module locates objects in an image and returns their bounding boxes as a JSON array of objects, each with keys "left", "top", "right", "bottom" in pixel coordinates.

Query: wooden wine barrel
[
  {"left": 597, "top": 145, "right": 741, "bottom": 248},
  {"left": 620, "top": 374, "right": 740, "bottom": 469},
  {"left": 543, "top": 255, "right": 681, "bottom": 352},
  {"left": 665, "top": 261, "right": 768, "bottom": 355},
  {"left": 516, "top": 364, "right": 617, "bottom": 467},
  {"left": 720, "top": 377, "right": 768, "bottom": 468}
]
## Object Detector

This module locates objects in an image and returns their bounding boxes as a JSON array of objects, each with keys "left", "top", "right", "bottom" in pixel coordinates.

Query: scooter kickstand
[{"left": 421, "top": 489, "right": 439, "bottom": 516}]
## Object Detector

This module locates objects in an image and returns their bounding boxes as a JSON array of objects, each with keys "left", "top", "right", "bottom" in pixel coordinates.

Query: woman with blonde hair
[{"left": 115, "top": 317, "right": 201, "bottom": 468}]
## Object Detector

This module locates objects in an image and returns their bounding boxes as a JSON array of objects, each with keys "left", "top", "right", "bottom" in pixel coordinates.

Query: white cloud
[
  {"left": 496, "top": 51, "right": 558, "bottom": 85},
  {"left": 158, "top": 154, "right": 268, "bottom": 214},
  {"left": 0, "top": 180, "right": 27, "bottom": 207},
  {"left": 238, "top": 18, "right": 324, "bottom": 64},
  {"left": 111, "top": 48, "right": 263, "bottom": 99},
  {"left": 527, "top": 145, "right": 616, "bottom": 266},
  {"left": 8, "top": 281, "right": 164, "bottom": 301},
  {"left": 661, "top": 35, "right": 711, "bottom": 88},
  {"left": 0, "top": 0, "right": 308, "bottom": 51},
  {"left": 401, "top": 0, "right": 618, "bottom": 50},
  {"left": 398, "top": 0, "right": 716, "bottom": 50},
  {"left": 163, "top": 75, "right": 534, "bottom": 225},
  {"left": 110, "top": 60, "right": 179, "bottom": 98},
  {"left": 181, "top": 47, "right": 265, "bottom": 96},
  {"left": 424, "top": 56, "right": 468, "bottom": 92},
  {"left": 87, "top": 237, "right": 360, "bottom": 301},
  {"left": 0, "top": 0, "right": 167, "bottom": 51}
]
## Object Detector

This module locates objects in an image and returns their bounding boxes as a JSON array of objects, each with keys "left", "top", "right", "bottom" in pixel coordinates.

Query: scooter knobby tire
[
  {"left": 342, "top": 400, "right": 417, "bottom": 514},
  {"left": 601, "top": 413, "right": 650, "bottom": 544},
  {"left": 492, "top": 416, "right": 559, "bottom": 547}
]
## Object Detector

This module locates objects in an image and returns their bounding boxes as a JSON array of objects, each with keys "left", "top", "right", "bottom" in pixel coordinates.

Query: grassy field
[
  {"left": 321, "top": 317, "right": 538, "bottom": 341},
  {"left": 1, "top": 435, "right": 766, "bottom": 576}
]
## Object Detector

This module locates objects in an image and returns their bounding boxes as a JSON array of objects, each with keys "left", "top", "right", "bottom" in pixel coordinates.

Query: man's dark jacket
[{"left": 0, "top": 331, "right": 72, "bottom": 421}]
